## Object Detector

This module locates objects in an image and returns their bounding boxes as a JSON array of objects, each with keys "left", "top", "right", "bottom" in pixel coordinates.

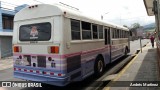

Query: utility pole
[
  {"left": 101, "top": 12, "right": 109, "bottom": 20},
  {"left": 157, "top": 0, "right": 160, "bottom": 36}
]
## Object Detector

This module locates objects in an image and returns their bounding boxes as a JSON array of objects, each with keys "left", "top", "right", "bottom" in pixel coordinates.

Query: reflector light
[
  {"left": 50, "top": 46, "right": 59, "bottom": 54},
  {"left": 14, "top": 46, "right": 21, "bottom": 52},
  {"left": 58, "top": 74, "right": 62, "bottom": 76},
  {"left": 18, "top": 68, "right": 21, "bottom": 71},
  {"left": 24, "top": 69, "right": 27, "bottom": 72},
  {"left": 36, "top": 71, "right": 40, "bottom": 73},
  {"left": 43, "top": 72, "right": 47, "bottom": 74},
  {"left": 50, "top": 72, "right": 54, "bottom": 75},
  {"left": 30, "top": 70, "right": 33, "bottom": 72},
  {"left": 48, "top": 57, "right": 52, "bottom": 61},
  {"left": 14, "top": 68, "right": 16, "bottom": 71}
]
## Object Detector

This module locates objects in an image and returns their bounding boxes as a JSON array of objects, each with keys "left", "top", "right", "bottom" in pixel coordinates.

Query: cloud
[{"left": 0, "top": 0, "right": 155, "bottom": 26}]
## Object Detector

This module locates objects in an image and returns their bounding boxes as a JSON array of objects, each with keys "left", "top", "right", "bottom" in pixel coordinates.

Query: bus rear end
[{"left": 13, "top": 4, "right": 69, "bottom": 86}]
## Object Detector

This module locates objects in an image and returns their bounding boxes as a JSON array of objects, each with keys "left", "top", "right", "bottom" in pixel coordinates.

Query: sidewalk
[
  {"left": 104, "top": 42, "right": 159, "bottom": 90},
  {"left": 0, "top": 57, "right": 13, "bottom": 70}
]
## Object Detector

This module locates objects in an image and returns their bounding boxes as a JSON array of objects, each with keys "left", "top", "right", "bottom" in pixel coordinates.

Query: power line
[
  {"left": 121, "top": 16, "right": 153, "bottom": 21},
  {"left": 0, "top": 1, "right": 32, "bottom": 13},
  {"left": 0, "top": 1, "right": 29, "bottom": 10},
  {"left": 0, "top": 7, "right": 18, "bottom": 12},
  {"left": 59, "top": 2, "right": 79, "bottom": 10},
  {"left": 33, "top": 0, "right": 44, "bottom": 4},
  {"left": 0, "top": 1, "right": 19, "bottom": 7},
  {"left": 106, "top": 16, "right": 154, "bottom": 21}
]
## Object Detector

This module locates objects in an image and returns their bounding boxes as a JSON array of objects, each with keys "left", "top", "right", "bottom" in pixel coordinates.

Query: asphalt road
[
  {"left": 0, "top": 39, "right": 150, "bottom": 90},
  {"left": 129, "top": 39, "right": 149, "bottom": 54}
]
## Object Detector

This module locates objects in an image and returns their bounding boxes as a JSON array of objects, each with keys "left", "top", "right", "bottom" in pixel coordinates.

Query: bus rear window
[{"left": 19, "top": 22, "right": 51, "bottom": 41}]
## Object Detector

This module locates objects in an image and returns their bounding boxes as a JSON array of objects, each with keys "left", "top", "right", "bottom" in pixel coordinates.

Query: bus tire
[
  {"left": 94, "top": 56, "right": 104, "bottom": 77},
  {"left": 124, "top": 47, "right": 128, "bottom": 56}
]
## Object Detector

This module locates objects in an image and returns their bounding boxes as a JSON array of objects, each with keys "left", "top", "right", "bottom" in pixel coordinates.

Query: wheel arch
[
  {"left": 125, "top": 46, "right": 130, "bottom": 53},
  {"left": 95, "top": 54, "right": 105, "bottom": 65},
  {"left": 94, "top": 54, "right": 105, "bottom": 76}
]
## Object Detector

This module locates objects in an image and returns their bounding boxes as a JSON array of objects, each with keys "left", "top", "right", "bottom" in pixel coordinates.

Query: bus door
[{"left": 104, "top": 27, "right": 111, "bottom": 63}]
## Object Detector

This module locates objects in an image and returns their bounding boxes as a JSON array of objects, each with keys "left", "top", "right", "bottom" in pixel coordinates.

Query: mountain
[{"left": 143, "top": 23, "right": 155, "bottom": 31}]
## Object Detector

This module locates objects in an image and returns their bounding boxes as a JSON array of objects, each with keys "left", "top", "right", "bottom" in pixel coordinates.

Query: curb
[
  {"left": 103, "top": 42, "right": 149, "bottom": 90},
  {"left": 0, "top": 56, "right": 12, "bottom": 60}
]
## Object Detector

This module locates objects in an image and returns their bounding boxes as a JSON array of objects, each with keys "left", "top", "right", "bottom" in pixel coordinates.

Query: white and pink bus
[{"left": 13, "top": 4, "right": 130, "bottom": 86}]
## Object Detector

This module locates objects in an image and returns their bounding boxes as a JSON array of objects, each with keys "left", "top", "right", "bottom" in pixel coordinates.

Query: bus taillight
[
  {"left": 50, "top": 72, "right": 54, "bottom": 75},
  {"left": 30, "top": 70, "right": 33, "bottom": 72},
  {"left": 13, "top": 46, "right": 21, "bottom": 53},
  {"left": 43, "top": 71, "right": 47, "bottom": 74},
  {"left": 36, "top": 71, "right": 40, "bottom": 73},
  {"left": 49, "top": 46, "right": 59, "bottom": 54},
  {"left": 58, "top": 74, "right": 62, "bottom": 76},
  {"left": 24, "top": 69, "right": 27, "bottom": 72}
]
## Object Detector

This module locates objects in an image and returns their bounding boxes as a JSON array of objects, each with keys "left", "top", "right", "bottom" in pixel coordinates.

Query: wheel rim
[{"left": 98, "top": 60, "right": 103, "bottom": 72}]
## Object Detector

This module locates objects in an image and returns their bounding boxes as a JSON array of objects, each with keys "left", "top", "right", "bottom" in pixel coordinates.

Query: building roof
[
  {"left": 0, "top": 32, "right": 13, "bottom": 36},
  {"left": 14, "top": 4, "right": 129, "bottom": 31},
  {"left": 143, "top": 0, "right": 154, "bottom": 16}
]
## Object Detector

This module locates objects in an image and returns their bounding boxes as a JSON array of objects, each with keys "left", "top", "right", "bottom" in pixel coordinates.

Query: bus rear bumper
[{"left": 14, "top": 71, "right": 70, "bottom": 86}]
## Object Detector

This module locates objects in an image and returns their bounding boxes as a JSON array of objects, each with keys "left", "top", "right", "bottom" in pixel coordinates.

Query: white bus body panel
[{"left": 13, "top": 4, "right": 129, "bottom": 86}]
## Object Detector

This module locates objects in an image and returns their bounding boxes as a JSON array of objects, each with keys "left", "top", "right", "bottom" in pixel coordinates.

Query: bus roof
[{"left": 14, "top": 4, "right": 129, "bottom": 31}]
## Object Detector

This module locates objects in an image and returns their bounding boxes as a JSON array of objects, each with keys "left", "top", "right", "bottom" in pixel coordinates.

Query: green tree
[
  {"left": 130, "top": 23, "right": 140, "bottom": 29},
  {"left": 123, "top": 25, "right": 129, "bottom": 28},
  {"left": 130, "top": 23, "right": 141, "bottom": 36}
]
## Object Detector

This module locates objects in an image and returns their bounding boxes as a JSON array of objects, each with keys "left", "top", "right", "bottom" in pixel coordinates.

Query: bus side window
[
  {"left": 112, "top": 29, "right": 114, "bottom": 38},
  {"left": 71, "top": 19, "right": 81, "bottom": 40},
  {"left": 120, "top": 30, "right": 122, "bottom": 38},
  {"left": 115, "top": 29, "right": 118, "bottom": 38},
  {"left": 113, "top": 28, "right": 116, "bottom": 38},
  {"left": 123, "top": 31, "right": 125, "bottom": 38},
  {"left": 117, "top": 29, "right": 119, "bottom": 38},
  {"left": 105, "top": 29, "right": 108, "bottom": 45},
  {"left": 82, "top": 21, "right": 91, "bottom": 40},
  {"left": 105, "top": 27, "right": 110, "bottom": 45},
  {"left": 98, "top": 25, "right": 103, "bottom": 39},
  {"left": 92, "top": 24, "right": 98, "bottom": 39},
  {"left": 115, "top": 29, "right": 117, "bottom": 38},
  {"left": 122, "top": 30, "right": 124, "bottom": 38},
  {"left": 125, "top": 31, "right": 127, "bottom": 38},
  {"left": 108, "top": 28, "right": 110, "bottom": 44}
]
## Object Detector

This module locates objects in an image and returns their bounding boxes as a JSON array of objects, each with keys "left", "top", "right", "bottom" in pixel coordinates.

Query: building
[
  {"left": 136, "top": 26, "right": 145, "bottom": 38},
  {"left": 0, "top": 2, "right": 27, "bottom": 58}
]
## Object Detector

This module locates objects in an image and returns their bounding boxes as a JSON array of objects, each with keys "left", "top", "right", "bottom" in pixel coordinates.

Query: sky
[{"left": 0, "top": 0, "right": 155, "bottom": 27}]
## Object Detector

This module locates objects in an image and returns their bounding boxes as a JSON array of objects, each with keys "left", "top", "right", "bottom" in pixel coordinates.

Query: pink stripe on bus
[
  {"left": 64, "top": 52, "right": 82, "bottom": 58},
  {"left": 13, "top": 46, "right": 110, "bottom": 59},
  {"left": 13, "top": 53, "right": 61, "bottom": 58}
]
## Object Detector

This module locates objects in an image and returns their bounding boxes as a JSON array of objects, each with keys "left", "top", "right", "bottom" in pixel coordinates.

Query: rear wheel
[
  {"left": 94, "top": 57, "right": 104, "bottom": 77},
  {"left": 124, "top": 47, "right": 128, "bottom": 56}
]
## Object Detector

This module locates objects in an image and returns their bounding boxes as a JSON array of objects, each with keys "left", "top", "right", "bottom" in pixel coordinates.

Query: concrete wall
[
  {"left": 0, "top": 36, "right": 12, "bottom": 58},
  {"left": 0, "top": 2, "right": 3, "bottom": 32},
  {"left": 0, "top": 2, "right": 28, "bottom": 58}
]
